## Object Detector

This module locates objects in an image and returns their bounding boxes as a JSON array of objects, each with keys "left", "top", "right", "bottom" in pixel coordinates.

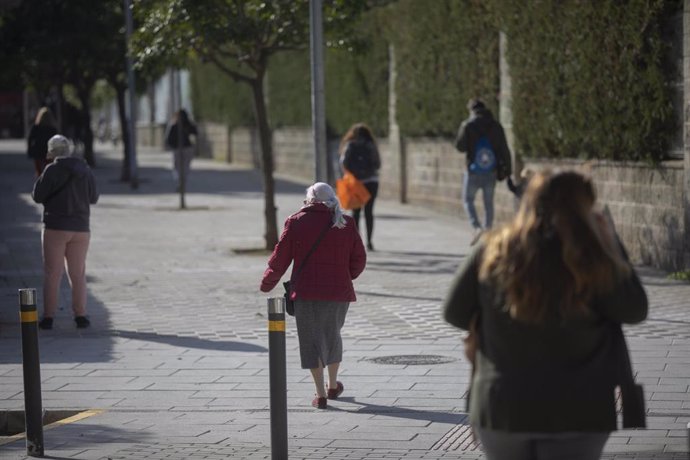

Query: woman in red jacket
[{"left": 261, "top": 182, "right": 367, "bottom": 409}]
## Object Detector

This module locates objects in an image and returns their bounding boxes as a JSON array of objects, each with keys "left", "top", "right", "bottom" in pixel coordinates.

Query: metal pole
[
  {"left": 18, "top": 288, "right": 44, "bottom": 458},
  {"left": 176, "top": 70, "right": 186, "bottom": 209},
  {"left": 310, "top": 0, "right": 328, "bottom": 183},
  {"left": 124, "top": 0, "right": 139, "bottom": 189},
  {"left": 267, "top": 297, "right": 288, "bottom": 459}
]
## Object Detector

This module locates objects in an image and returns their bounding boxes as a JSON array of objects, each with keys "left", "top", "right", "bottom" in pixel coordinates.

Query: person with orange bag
[{"left": 338, "top": 123, "right": 381, "bottom": 251}]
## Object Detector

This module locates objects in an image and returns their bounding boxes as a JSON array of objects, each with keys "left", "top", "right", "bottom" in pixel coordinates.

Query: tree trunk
[
  {"left": 77, "top": 86, "right": 95, "bottom": 167},
  {"left": 250, "top": 73, "right": 279, "bottom": 250},
  {"left": 115, "top": 85, "right": 131, "bottom": 182}
]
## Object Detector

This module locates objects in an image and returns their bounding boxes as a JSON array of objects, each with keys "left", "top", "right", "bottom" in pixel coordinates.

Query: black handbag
[
  {"left": 282, "top": 220, "right": 332, "bottom": 316},
  {"left": 613, "top": 323, "right": 646, "bottom": 428},
  {"left": 282, "top": 281, "right": 295, "bottom": 316}
]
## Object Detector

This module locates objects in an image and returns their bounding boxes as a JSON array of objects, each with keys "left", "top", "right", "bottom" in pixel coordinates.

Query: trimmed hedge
[
  {"left": 189, "top": 59, "right": 255, "bottom": 126},
  {"left": 189, "top": 0, "right": 680, "bottom": 161},
  {"left": 388, "top": 0, "right": 499, "bottom": 137},
  {"left": 499, "top": 0, "right": 679, "bottom": 161}
]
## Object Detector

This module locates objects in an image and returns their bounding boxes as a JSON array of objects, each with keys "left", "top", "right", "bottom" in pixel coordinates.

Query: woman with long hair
[
  {"left": 165, "top": 108, "right": 197, "bottom": 191},
  {"left": 443, "top": 170, "right": 647, "bottom": 460},
  {"left": 339, "top": 123, "right": 381, "bottom": 251},
  {"left": 27, "top": 107, "right": 58, "bottom": 176},
  {"left": 260, "top": 183, "right": 366, "bottom": 409}
]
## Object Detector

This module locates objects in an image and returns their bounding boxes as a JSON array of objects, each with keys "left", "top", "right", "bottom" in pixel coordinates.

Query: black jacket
[
  {"left": 443, "top": 243, "right": 648, "bottom": 433},
  {"left": 342, "top": 139, "right": 381, "bottom": 180},
  {"left": 32, "top": 157, "right": 99, "bottom": 232},
  {"left": 455, "top": 107, "right": 512, "bottom": 180},
  {"left": 165, "top": 121, "right": 197, "bottom": 149}
]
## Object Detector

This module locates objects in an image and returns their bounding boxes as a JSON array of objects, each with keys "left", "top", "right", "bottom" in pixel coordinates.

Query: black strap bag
[
  {"left": 613, "top": 323, "right": 646, "bottom": 428},
  {"left": 283, "top": 220, "right": 331, "bottom": 316}
]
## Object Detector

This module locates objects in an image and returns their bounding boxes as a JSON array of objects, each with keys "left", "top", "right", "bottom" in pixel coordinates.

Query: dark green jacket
[{"left": 443, "top": 244, "right": 648, "bottom": 432}]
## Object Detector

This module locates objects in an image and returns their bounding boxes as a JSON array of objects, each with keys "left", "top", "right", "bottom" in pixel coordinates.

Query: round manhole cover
[{"left": 365, "top": 354, "right": 457, "bottom": 365}]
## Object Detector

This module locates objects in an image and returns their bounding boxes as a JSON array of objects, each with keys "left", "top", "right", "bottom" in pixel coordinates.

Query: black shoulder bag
[
  {"left": 613, "top": 323, "right": 646, "bottom": 428},
  {"left": 283, "top": 220, "right": 332, "bottom": 316}
]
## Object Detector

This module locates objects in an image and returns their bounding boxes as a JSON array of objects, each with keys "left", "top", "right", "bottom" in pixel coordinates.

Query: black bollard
[
  {"left": 18, "top": 288, "right": 44, "bottom": 457},
  {"left": 267, "top": 297, "right": 288, "bottom": 460}
]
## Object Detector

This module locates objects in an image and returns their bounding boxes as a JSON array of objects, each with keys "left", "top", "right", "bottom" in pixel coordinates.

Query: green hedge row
[
  {"left": 387, "top": 0, "right": 499, "bottom": 137},
  {"left": 190, "top": 0, "right": 679, "bottom": 161},
  {"left": 189, "top": 12, "right": 391, "bottom": 137},
  {"left": 499, "top": 0, "right": 679, "bottom": 161}
]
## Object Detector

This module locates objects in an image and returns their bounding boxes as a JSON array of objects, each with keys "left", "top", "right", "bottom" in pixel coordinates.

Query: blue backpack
[{"left": 469, "top": 136, "right": 497, "bottom": 174}]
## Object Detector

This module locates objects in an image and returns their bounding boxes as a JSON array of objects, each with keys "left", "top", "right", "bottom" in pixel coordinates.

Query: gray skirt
[{"left": 294, "top": 300, "right": 349, "bottom": 369}]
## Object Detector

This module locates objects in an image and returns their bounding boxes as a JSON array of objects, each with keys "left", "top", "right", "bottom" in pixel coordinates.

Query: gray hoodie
[{"left": 32, "top": 157, "right": 98, "bottom": 231}]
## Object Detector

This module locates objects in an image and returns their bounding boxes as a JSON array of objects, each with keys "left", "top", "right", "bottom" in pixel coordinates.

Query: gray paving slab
[{"left": 0, "top": 140, "right": 689, "bottom": 459}]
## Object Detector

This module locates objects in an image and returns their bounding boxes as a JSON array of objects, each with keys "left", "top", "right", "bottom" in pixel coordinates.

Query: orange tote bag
[{"left": 336, "top": 172, "right": 371, "bottom": 210}]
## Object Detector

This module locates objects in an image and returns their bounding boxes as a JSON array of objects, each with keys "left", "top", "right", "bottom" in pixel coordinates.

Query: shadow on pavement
[
  {"left": 92, "top": 151, "right": 307, "bottom": 197},
  {"left": 357, "top": 290, "right": 443, "bottom": 302},
  {"left": 110, "top": 330, "right": 267, "bottom": 353},
  {"left": 364, "top": 251, "right": 465, "bottom": 276},
  {"left": 334, "top": 397, "right": 468, "bottom": 425},
  {"left": 0, "top": 147, "right": 115, "bottom": 364}
]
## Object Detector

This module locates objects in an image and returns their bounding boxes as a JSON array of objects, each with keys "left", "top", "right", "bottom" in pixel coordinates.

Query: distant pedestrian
[
  {"left": 443, "top": 170, "right": 648, "bottom": 460},
  {"left": 454, "top": 99, "right": 512, "bottom": 244},
  {"left": 32, "top": 135, "right": 99, "bottom": 330},
  {"left": 339, "top": 123, "right": 381, "bottom": 251},
  {"left": 260, "top": 183, "right": 366, "bottom": 409},
  {"left": 165, "top": 109, "right": 197, "bottom": 191},
  {"left": 27, "top": 107, "right": 58, "bottom": 177}
]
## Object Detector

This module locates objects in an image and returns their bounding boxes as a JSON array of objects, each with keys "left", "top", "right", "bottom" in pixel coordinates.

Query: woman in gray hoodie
[{"left": 32, "top": 135, "right": 99, "bottom": 329}]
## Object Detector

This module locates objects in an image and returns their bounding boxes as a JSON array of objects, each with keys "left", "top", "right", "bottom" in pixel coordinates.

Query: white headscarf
[{"left": 304, "top": 182, "right": 347, "bottom": 229}]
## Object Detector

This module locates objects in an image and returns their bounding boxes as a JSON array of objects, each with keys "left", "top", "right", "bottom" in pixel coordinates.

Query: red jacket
[{"left": 260, "top": 203, "right": 366, "bottom": 301}]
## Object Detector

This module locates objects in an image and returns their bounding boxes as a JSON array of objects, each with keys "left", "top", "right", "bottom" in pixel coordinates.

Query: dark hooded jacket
[
  {"left": 32, "top": 156, "right": 99, "bottom": 232},
  {"left": 455, "top": 106, "right": 512, "bottom": 180}
]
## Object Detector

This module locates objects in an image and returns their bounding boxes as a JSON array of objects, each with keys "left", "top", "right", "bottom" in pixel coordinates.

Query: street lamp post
[{"left": 124, "top": 0, "right": 139, "bottom": 189}]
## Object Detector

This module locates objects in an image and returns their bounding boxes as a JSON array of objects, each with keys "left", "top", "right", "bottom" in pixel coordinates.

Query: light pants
[
  {"left": 42, "top": 229, "right": 90, "bottom": 318},
  {"left": 463, "top": 171, "right": 496, "bottom": 230},
  {"left": 476, "top": 428, "right": 609, "bottom": 460},
  {"left": 172, "top": 147, "right": 195, "bottom": 189}
]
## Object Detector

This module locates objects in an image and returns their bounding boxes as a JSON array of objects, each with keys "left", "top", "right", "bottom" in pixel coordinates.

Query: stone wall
[
  {"left": 134, "top": 123, "right": 686, "bottom": 270},
  {"left": 229, "top": 127, "right": 260, "bottom": 168},
  {"left": 197, "top": 122, "right": 230, "bottom": 162},
  {"left": 272, "top": 127, "right": 314, "bottom": 182},
  {"left": 523, "top": 159, "right": 685, "bottom": 270},
  {"left": 136, "top": 123, "right": 165, "bottom": 148}
]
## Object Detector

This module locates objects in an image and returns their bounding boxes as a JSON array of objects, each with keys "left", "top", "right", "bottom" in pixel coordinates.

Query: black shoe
[
  {"left": 38, "top": 317, "right": 53, "bottom": 330},
  {"left": 367, "top": 242, "right": 374, "bottom": 251},
  {"left": 75, "top": 316, "right": 90, "bottom": 329}
]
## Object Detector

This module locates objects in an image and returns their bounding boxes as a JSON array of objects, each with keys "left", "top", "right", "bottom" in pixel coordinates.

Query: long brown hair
[
  {"left": 479, "top": 170, "right": 631, "bottom": 323},
  {"left": 339, "top": 122, "right": 376, "bottom": 155}
]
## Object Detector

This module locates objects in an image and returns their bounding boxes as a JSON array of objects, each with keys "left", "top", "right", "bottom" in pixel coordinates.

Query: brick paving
[{"left": 0, "top": 140, "right": 688, "bottom": 459}]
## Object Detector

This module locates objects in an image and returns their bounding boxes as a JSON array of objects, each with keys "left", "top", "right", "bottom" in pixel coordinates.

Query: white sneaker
[{"left": 470, "top": 228, "right": 484, "bottom": 246}]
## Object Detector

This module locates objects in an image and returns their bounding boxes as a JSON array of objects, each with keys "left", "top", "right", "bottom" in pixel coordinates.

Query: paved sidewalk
[{"left": 0, "top": 140, "right": 688, "bottom": 459}]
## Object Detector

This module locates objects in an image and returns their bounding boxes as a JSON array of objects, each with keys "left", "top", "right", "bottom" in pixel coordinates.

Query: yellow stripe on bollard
[
  {"left": 268, "top": 320, "right": 285, "bottom": 332},
  {"left": 20, "top": 311, "right": 38, "bottom": 323}
]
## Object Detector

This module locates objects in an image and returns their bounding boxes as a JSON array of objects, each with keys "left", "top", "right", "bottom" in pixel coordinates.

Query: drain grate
[
  {"left": 432, "top": 423, "right": 481, "bottom": 451},
  {"left": 365, "top": 354, "right": 457, "bottom": 365}
]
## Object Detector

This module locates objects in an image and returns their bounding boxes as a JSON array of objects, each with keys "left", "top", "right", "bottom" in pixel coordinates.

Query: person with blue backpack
[{"left": 455, "top": 99, "right": 512, "bottom": 244}]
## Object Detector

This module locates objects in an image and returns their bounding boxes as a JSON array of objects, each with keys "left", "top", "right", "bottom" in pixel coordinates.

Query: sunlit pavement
[{"left": 1, "top": 140, "right": 688, "bottom": 459}]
